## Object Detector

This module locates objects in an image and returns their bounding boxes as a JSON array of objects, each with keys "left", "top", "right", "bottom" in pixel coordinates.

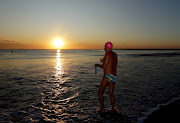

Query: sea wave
[{"left": 138, "top": 96, "right": 180, "bottom": 123}]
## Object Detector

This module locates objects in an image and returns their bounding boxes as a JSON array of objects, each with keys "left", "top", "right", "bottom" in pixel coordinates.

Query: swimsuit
[{"left": 104, "top": 74, "right": 116, "bottom": 82}]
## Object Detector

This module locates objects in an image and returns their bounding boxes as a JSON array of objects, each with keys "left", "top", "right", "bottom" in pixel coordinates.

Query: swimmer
[{"left": 95, "top": 42, "right": 118, "bottom": 114}]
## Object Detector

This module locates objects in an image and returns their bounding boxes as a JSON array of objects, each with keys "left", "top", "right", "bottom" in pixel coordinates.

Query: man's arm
[{"left": 95, "top": 53, "right": 110, "bottom": 68}]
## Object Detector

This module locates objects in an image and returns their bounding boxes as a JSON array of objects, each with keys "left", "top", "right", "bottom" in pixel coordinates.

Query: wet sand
[{"left": 144, "top": 99, "right": 180, "bottom": 123}]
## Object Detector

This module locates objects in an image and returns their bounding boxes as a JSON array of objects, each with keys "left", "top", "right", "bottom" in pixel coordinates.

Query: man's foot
[
  {"left": 98, "top": 109, "right": 105, "bottom": 114},
  {"left": 111, "top": 107, "right": 119, "bottom": 113},
  {"left": 111, "top": 107, "right": 116, "bottom": 112}
]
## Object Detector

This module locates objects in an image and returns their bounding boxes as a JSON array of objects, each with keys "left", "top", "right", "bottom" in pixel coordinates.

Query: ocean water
[{"left": 0, "top": 49, "right": 180, "bottom": 122}]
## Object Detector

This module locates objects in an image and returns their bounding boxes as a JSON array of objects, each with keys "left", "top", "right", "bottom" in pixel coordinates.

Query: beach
[
  {"left": 143, "top": 98, "right": 180, "bottom": 123},
  {"left": 0, "top": 49, "right": 180, "bottom": 122}
]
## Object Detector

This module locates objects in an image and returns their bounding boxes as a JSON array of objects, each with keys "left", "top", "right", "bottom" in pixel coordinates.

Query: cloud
[
  {"left": 0, "top": 38, "right": 44, "bottom": 49},
  {"left": 0, "top": 38, "right": 15, "bottom": 43},
  {"left": 0, "top": 38, "right": 23, "bottom": 49}
]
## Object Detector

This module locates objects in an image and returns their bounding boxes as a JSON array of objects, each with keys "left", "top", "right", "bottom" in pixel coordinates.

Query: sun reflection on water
[
  {"left": 38, "top": 49, "right": 79, "bottom": 122},
  {"left": 56, "top": 49, "right": 63, "bottom": 78}
]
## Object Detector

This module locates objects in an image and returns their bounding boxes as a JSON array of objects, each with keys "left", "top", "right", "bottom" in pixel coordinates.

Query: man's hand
[
  {"left": 95, "top": 64, "right": 99, "bottom": 67},
  {"left": 100, "top": 58, "right": 103, "bottom": 62},
  {"left": 95, "top": 64, "right": 103, "bottom": 68}
]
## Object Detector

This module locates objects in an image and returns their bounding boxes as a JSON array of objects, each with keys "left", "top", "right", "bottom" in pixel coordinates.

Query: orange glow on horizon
[{"left": 0, "top": 38, "right": 179, "bottom": 49}]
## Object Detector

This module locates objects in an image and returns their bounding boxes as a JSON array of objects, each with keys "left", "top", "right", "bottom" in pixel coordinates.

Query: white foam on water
[{"left": 138, "top": 96, "right": 180, "bottom": 123}]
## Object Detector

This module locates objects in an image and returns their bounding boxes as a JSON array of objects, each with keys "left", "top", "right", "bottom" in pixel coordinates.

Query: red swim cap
[{"left": 105, "top": 42, "right": 113, "bottom": 49}]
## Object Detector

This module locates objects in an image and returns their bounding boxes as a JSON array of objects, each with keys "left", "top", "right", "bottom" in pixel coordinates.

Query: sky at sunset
[{"left": 0, "top": 0, "right": 180, "bottom": 49}]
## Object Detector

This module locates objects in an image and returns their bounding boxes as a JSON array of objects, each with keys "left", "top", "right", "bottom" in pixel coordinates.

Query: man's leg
[
  {"left": 98, "top": 77, "right": 109, "bottom": 113},
  {"left": 109, "top": 82, "right": 115, "bottom": 112}
]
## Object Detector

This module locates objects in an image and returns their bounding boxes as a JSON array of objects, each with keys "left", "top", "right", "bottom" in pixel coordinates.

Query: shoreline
[{"left": 139, "top": 97, "right": 180, "bottom": 123}]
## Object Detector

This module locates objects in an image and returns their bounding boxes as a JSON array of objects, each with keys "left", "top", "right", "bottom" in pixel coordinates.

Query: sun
[{"left": 53, "top": 38, "right": 64, "bottom": 49}]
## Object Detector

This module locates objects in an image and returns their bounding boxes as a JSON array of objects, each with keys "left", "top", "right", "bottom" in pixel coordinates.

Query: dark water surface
[{"left": 0, "top": 49, "right": 180, "bottom": 122}]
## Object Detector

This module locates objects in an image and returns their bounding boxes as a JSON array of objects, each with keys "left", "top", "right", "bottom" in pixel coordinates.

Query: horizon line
[{"left": 0, "top": 48, "right": 180, "bottom": 50}]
